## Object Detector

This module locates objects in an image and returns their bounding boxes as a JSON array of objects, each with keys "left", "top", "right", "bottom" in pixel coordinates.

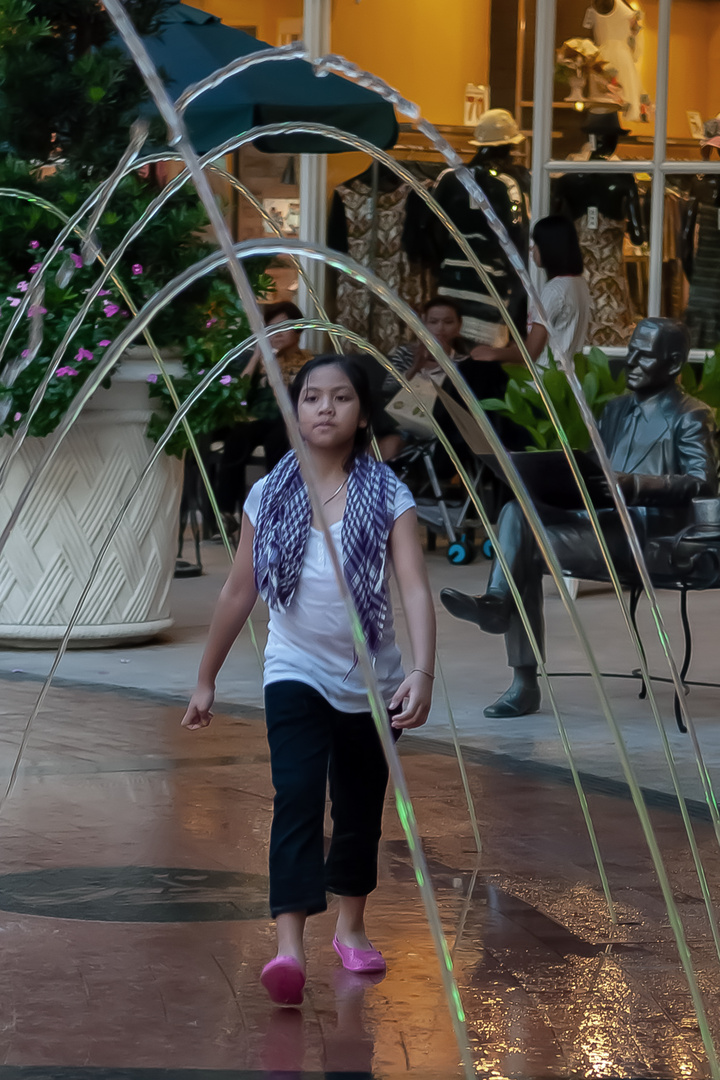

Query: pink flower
[
  {"left": 98, "top": 339, "right": 111, "bottom": 347},
  {"left": 131, "top": 264, "right": 143, "bottom": 275},
  {"left": 198, "top": 369, "right": 205, "bottom": 375},
  {"left": 17, "top": 281, "right": 29, "bottom": 292},
  {"left": 98, "top": 289, "right": 111, "bottom": 297},
  {"left": 75, "top": 347, "right": 94, "bottom": 362},
  {"left": 206, "top": 316, "right": 218, "bottom": 328},
  {"left": 55, "top": 367, "right": 78, "bottom": 377},
  {"left": 28, "top": 305, "right": 47, "bottom": 317},
  {"left": 103, "top": 303, "right": 120, "bottom": 317},
  {"left": 13, "top": 412, "right": 21, "bottom": 421},
  {"left": 7, "top": 297, "right": 21, "bottom": 307},
  {"left": 21, "top": 349, "right": 29, "bottom": 359},
  {"left": 220, "top": 375, "right": 232, "bottom": 385},
  {"left": 28, "top": 264, "right": 41, "bottom": 275},
  {"left": 240, "top": 399, "right": 247, "bottom": 406},
  {"left": 146, "top": 373, "right": 158, "bottom": 383},
  {"left": 29, "top": 241, "right": 39, "bottom": 250},
  {"left": 70, "top": 253, "right": 83, "bottom": 269}
]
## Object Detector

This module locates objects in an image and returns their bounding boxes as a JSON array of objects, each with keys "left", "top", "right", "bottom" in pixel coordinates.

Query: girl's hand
[
  {"left": 389, "top": 670, "right": 433, "bottom": 729},
  {"left": 181, "top": 685, "right": 215, "bottom": 730}
]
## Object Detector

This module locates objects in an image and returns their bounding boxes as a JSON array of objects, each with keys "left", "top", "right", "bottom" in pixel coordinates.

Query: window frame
[{"left": 530, "top": 0, "right": 720, "bottom": 322}]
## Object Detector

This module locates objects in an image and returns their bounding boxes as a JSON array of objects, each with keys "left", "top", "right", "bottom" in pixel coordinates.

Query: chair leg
[
  {"left": 629, "top": 586, "right": 647, "bottom": 700},
  {"left": 673, "top": 589, "right": 691, "bottom": 734}
]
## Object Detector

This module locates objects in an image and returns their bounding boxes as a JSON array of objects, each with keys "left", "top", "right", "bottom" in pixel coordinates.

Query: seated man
[{"left": 440, "top": 317, "right": 718, "bottom": 719}]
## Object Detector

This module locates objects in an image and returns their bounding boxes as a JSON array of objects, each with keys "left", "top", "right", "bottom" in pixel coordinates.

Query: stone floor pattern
[{"left": 0, "top": 674, "right": 718, "bottom": 1079}]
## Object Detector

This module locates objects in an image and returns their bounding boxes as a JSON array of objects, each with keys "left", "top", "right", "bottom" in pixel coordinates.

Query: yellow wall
[
  {"left": 331, "top": 0, "right": 491, "bottom": 128},
  {"left": 636, "top": 0, "right": 720, "bottom": 140},
  {"left": 193, "top": 0, "right": 302, "bottom": 47}
]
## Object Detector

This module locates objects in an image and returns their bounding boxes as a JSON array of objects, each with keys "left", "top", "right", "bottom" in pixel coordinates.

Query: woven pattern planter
[{"left": 0, "top": 352, "right": 183, "bottom": 647}]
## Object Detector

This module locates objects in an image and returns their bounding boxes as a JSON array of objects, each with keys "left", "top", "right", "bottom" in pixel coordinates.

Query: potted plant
[
  {"left": 481, "top": 348, "right": 627, "bottom": 452},
  {"left": 0, "top": 1, "right": 272, "bottom": 645}
]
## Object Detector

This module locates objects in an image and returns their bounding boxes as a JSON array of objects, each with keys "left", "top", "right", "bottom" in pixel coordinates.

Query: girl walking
[{"left": 182, "top": 355, "right": 436, "bottom": 1006}]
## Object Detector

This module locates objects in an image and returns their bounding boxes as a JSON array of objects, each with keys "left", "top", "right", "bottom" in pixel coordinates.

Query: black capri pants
[{"left": 264, "top": 680, "right": 398, "bottom": 918}]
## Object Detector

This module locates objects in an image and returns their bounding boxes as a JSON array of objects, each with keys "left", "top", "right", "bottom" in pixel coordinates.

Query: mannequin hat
[
  {"left": 581, "top": 107, "right": 631, "bottom": 137},
  {"left": 469, "top": 109, "right": 525, "bottom": 147},
  {"left": 702, "top": 114, "right": 720, "bottom": 149}
]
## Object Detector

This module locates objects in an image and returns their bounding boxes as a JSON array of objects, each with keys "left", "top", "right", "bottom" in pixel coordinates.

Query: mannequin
[
  {"left": 683, "top": 130, "right": 720, "bottom": 349},
  {"left": 553, "top": 108, "right": 644, "bottom": 348},
  {"left": 328, "top": 163, "right": 433, "bottom": 354},
  {"left": 440, "top": 318, "right": 718, "bottom": 718},
  {"left": 584, "top": 0, "right": 644, "bottom": 121},
  {"left": 420, "top": 109, "right": 531, "bottom": 349}
]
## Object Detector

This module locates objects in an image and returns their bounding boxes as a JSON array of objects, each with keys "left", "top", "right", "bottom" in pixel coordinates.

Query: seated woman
[
  {"left": 216, "top": 302, "right": 313, "bottom": 528},
  {"left": 468, "top": 215, "right": 590, "bottom": 371}
]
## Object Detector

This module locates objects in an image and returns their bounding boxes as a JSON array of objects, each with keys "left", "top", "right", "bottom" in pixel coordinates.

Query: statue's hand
[{"left": 595, "top": 471, "right": 637, "bottom": 505}]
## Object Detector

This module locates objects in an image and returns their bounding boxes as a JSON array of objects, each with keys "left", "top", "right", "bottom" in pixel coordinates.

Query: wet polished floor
[{"left": 0, "top": 674, "right": 719, "bottom": 1078}]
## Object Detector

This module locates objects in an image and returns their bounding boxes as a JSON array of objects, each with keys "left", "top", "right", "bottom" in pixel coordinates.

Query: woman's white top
[
  {"left": 244, "top": 476, "right": 415, "bottom": 713},
  {"left": 530, "top": 275, "right": 591, "bottom": 371}
]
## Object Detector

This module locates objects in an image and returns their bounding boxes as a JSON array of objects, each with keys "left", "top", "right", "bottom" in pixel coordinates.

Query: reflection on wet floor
[{"left": 0, "top": 674, "right": 717, "bottom": 1078}]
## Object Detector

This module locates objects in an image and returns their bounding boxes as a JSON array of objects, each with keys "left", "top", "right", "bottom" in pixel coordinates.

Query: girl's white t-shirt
[
  {"left": 244, "top": 476, "right": 415, "bottom": 713},
  {"left": 529, "top": 275, "right": 591, "bottom": 370}
]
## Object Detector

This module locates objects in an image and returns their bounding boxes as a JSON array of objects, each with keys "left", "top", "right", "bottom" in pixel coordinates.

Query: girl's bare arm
[
  {"left": 388, "top": 508, "right": 437, "bottom": 728},
  {"left": 182, "top": 514, "right": 258, "bottom": 729}
]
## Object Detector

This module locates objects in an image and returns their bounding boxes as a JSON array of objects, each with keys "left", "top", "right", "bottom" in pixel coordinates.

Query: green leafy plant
[
  {"left": 146, "top": 275, "right": 277, "bottom": 459},
  {"left": 0, "top": 231, "right": 274, "bottom": 449},
  {"left": 0, "top": 0, "right": 275, "bottom": 454},
  {"left": 0, "top": 0, "right": 172, "bottom": 175},
  {"left": 680, "top": 344, "right": 720, "bottom": 421},
  {"left": 480, "top": 347, "right": 626, "bottom": 451}
]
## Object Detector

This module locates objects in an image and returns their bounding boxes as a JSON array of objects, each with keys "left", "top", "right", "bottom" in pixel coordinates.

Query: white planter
[{"left": 0, "top": 349, "right": 184, "bottom": 647}]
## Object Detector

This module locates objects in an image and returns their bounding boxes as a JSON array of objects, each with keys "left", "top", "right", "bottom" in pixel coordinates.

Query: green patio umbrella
[{"left": 137, "top": 2, "right": 399, "bottom": 154}]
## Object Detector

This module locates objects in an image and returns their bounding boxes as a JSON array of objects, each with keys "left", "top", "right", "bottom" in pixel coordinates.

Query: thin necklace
[{"left": 322, "top": 477, "right": 348, "bottom": 506}]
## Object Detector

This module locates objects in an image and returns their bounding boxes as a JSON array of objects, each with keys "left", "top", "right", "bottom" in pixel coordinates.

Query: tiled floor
[{"left": 0, "top": 674, "right": 719, "bottom": 1077}]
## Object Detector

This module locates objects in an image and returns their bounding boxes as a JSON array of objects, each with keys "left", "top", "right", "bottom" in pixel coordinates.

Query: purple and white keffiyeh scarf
[{"left": 253, "top": 451, "right": 398, "bottom": 655}]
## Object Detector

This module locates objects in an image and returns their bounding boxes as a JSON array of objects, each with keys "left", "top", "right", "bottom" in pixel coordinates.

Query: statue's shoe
[
  {"left": 484, "top": 683, "right": 541, "bottom": 718},
  {"left": 440, "top": 589, "right": 511, "bottom": 635}
]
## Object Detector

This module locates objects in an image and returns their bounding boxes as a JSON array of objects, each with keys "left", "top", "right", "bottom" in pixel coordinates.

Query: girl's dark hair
[
  {"left": 532, "top": 215, "right": 584, "bottom": 279},
  {"left": 290, "top": 354, "right": 373, "bottom": 470},
  {"left": 422, "top": 296, "right": 463, "bottom": 320}
]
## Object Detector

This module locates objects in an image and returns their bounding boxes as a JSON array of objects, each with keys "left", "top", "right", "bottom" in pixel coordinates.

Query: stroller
[
  {"left": 388, "top": 427, "right": 496, "bottom": 565},
  {"left": 354, "top": 350, "right": 504, "bottom": 564}
]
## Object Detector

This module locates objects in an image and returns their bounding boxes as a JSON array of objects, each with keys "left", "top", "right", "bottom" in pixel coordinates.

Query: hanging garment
[
  {"left": 584, "top": 0, "right": 644, "bottom": 122},
  {"left": 576, "top": 211, "right": 635, "bottom": 347},
  {"left": 431, "top": 163, "right": 531, "bottom": 346},
  {"left": 685, "top": 203, "right": 720, "bottom": 349},
  {"left": 331, "top": 179, "right": 434, "bottom": 355}
]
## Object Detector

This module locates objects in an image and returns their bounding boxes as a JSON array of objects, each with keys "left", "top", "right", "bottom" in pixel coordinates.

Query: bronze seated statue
[{"left": 440, "top": 317, "right": 719, "bottom": 718}]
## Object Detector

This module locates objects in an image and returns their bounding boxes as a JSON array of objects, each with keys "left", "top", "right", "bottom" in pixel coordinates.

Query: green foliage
[
  {"left": 0, "top": 3, "right": 276, "bottom": 453},
  {"left": 680, "top": 344, "right": 720, "bottom": 417},
  {"left": 0, "top": 238, "right": 126, "bottom": 438},
  {"left": 0, "top": 0, "right": 173, "bottom": 175},
  {"left": 480, "top": 347, "right": 626, "bottom": 451},
  {"left": 146, "top": 275, "right": 278, "bottom": 459},
  {"left": 0, "top": 218, "right": 274, "bottom": 450}
]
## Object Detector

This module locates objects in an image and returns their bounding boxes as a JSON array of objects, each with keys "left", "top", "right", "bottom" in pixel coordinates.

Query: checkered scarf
[{"left": 253, "top": 451, "right": 398, "bottom": 656}]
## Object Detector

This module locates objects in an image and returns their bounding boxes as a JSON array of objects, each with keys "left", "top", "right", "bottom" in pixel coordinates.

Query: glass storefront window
[
  {"left": 667, "top": 0, "right": 720, "bottom": 162},
  {"left": 663, "top": 173, "right": 720, "bottom": 346},
  {"left": 549, "top": 169, "right": 652, "bottom": 346},
  {"left": 530, "top": 0, "right": 720, "bottom": 347}
]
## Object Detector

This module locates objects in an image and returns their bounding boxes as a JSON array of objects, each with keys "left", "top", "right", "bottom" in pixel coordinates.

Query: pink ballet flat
[
  {"left": 260, "top": 955, "right": 306, "bottom": 1006},
  {"left": 333, "top": 935, "right": 386, "bottom": 973}
]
